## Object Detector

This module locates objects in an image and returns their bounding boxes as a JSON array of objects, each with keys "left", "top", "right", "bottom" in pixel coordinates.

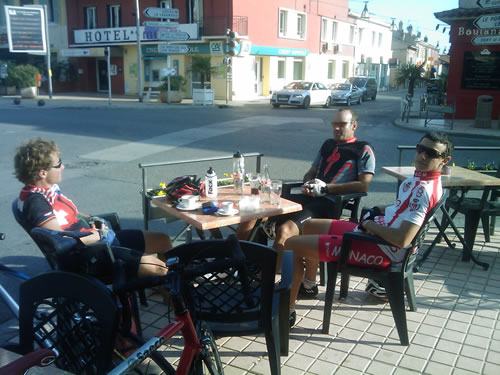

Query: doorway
[
  {"left": 97, "top": 59, "right": 108, "bottom": 92},
  {"left": 254, "top": 57, "right": 263, "bottom": 95}
]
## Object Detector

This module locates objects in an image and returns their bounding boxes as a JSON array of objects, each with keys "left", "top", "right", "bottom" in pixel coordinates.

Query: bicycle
[{"left": 108, "top": 235, "right": 252, "bottom": 375}]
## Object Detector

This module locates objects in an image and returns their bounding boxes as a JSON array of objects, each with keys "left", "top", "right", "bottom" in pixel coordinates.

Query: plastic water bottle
[
  {"left": 233, "top": 151, "right": 244, "bottom": 195},
  {"left": 261, "top": 164, "right": 271, "bottom": 203},
  {"left": 205, "top": 167, "right": 218, "bottom": 198}
]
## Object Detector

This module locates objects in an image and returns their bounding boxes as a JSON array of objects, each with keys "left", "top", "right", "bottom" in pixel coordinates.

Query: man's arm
[
  {"left": 363, "top": 219, "right": 420, "bottom": 248},
  {"left": 324, "top": 172, "right": 373, "bottom": 195},
  {"left": 303, "top": 166, "right": 317, "bottom": 183},
  {"left": 39, "top": 218, "right": 101, "bottom": 245}
]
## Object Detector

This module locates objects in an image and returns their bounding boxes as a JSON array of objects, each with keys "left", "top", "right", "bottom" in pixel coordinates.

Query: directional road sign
[
  {"left": 471, "top": 35, "right": 500, "bottom": 45},
  {"left": 61, "top": 48, "right": 90, "bottom": 57},
  {"left": 144, "top": 7, "right": 179, "bottom": 19},
  {"left": 473, "top": 13, "right": 500, "bottom": 29},
  {"left": 476, "top": 0, "right": 500, "bottom": 9},
  {"left": 157, "top": 30, "right": 189, "bottom": 41},
  {"left": 158, "top": 44, "right": 190, "bottom": 54},
  {"left": 143, "top": 21, "right": 179, "bottom": 28}
]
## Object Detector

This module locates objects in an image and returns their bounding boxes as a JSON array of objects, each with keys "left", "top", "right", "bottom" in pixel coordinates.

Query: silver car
[
  {"left": 271, "top": 81, "right": 332, "bottom": 109},
  {"left": 329, "top": 83, "right": 363, "bottom": 106}
]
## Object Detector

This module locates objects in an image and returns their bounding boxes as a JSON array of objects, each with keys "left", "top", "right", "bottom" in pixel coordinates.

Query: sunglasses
[
  {"left": 415, "top": 144, "right": 446, "bottom": 159},
  {"left": 52, "top": 158, "right": 63, "bottom": 169},
  {"left": 331, "top": 121, "right": 352, "bottom": 127}
]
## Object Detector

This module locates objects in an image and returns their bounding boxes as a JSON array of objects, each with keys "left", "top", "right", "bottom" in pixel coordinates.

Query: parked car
[
  {"left": 270, "top": 81, "right": 332, "bottom": 109},
  {"left": 329, "top": 83, "right": 363, "bottom": 106},
  {"left": 347, "top": 76, "right": 378, "bottom": 101}
]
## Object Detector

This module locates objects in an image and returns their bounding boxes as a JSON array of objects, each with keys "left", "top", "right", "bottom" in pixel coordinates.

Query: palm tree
[
  {"left": 190, "top": 56, "right": 215, "bottom": 89},
  {"left": 395, "top": 64, "right": 425, "bottom": 97}
]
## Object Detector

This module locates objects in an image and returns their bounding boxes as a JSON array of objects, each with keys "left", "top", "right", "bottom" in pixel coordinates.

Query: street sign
[
  {"left": 4, "top": 6, "right": 46, "bottom": 53},
  {"left": 476, "top": 0, "right": 500, "bottom": 9},
  {"left": 143, "top": 21, "right": 179, "bottom": 28},
  {"left": 144, "top": 7, "right": 179, "bottom": 19},
  {"left": 471, "top": 35, "right": 500, "bottom": 45},
  {"left": 61, "top": 48, "right": 90, "bottom": 57},
  {"left": 158, "top": 44, "right": 190, "bottom": 54},
  {"left": 473, "top": 13, "right": 500, "bottom": 28},
  {"left": 157, "top": 30, "right": 189, "bottom": 41},
  {"left": 161, "top": 68, "right": 177, "bottom": 77}
]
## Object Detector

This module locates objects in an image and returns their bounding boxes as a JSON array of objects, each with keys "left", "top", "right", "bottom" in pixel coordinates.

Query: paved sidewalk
[{"left": 138, "top": 226, "right": 500, "bottom": 375}]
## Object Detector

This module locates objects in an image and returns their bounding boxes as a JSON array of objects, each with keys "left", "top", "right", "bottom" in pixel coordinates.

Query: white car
[{"left": 271, "top": 81, "right": 332, "bottom": 109}]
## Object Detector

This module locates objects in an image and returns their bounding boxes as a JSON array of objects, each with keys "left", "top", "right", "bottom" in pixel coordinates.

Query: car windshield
[
  {"left": 284, "top": 82, "right": 312, "bottom": 90},
  {"left": 334, "top": 84, "right": 351, "bottom": 90},
  {"left": 351, "top": 78, "right": 367, "bottom": 87}
]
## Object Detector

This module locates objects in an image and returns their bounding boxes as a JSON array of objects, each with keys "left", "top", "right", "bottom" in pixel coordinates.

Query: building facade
[{"left": 436, "top": 0, "right": 500, "bottom": 119}]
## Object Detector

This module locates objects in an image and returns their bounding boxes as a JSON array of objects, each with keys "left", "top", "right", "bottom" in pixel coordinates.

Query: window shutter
[
  {"left": 107, "top": 5, "right": 110, "bottom": 27},
  {"left": 83, "top": 7, "right": 87, "bottom": 29}
]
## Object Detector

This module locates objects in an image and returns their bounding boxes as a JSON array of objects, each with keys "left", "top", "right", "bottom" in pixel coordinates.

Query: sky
[{"left": 349, "top": 0, "right": 458, "bottom": 53}]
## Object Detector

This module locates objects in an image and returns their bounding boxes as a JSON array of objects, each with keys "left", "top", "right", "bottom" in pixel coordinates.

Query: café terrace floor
[{"left": 138, "top": 225, "right": 500, "bottom": 375}]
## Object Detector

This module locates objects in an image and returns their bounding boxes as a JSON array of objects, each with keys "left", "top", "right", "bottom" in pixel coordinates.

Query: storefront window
[
  {"left": 278, "top": 60, "right": 285, "bottom": 79},
  {"left": 293, "top": 60, "right": 303, "bottom": 80},
  {"left": 462, "top": 51, "right": 500, "bottom": 90},
  {"left": 328, "top": 60, "right": 336, "bottom": 79},
  {"left": 342, "top": 60, "right": 349, "bottom": 79}
]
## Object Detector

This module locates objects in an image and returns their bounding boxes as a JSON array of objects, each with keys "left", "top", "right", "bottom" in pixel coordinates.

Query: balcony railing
[{"left": 201, "top": 16, "right": 248, "bottom": 37}]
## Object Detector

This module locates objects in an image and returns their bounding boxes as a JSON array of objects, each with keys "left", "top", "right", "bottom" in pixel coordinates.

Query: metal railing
[
  {"left": 397, "top": 146, "right": 500, "bottom": 166},
  {"left": 139, "top": 152, "right": 263, "bottom": 230}
]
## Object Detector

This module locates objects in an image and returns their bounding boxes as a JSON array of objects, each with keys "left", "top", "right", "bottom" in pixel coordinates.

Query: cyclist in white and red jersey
[{"left": 285, "top": 132, "right": 453, "bottom": 326}]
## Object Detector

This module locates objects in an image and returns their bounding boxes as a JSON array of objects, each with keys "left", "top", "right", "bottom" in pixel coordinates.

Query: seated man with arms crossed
[
  {"left": 14, "top": 138, "right": 172, "bottom": 284},
  {"left": 239, "top": 108, "right": 375, "bottom": 298},
  {"left": 285, "top": 132, "right": 453, "bottom": 326}
]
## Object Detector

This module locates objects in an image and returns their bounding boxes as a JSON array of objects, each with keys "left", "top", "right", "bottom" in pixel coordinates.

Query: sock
[{"left": 302, "top": 278, "right": 317, "bottom": 290}]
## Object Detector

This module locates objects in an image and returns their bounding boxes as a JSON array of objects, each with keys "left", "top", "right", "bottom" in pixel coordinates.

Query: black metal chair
[
  {"left": 282, "top": 182, "right": 366, "bottom": 285},
  {"left": 165, "top": 236, "right": 293, "bottom": 375},
  {"left": 14, "top": 271, "right": 120, "bottom": 374},
  {"left": 321, "top": 191, "right": 448, "bottom": 345}
]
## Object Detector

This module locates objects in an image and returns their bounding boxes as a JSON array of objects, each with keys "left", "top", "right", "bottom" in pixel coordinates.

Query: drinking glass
[
  {"left": 270, "top": 180, "right": 282, "bottom": 206},
  {"left": 249, "top": 173, "right": 261, "bottom": 195}
]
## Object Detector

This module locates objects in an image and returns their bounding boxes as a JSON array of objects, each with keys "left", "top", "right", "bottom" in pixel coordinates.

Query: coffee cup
[
  {"left": 221, "top": 201, "right": 234, "bottom": 212},
  {"left": 179, "top": 195, "right": 198, "bottom": 209}
]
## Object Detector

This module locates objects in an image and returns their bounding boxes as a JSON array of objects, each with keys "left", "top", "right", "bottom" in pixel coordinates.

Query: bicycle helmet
[{"left": 165, "top": 175, "right": 203, "bottom": 203}]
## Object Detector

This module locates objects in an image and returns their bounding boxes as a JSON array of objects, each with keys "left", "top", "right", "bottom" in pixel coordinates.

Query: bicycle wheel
[{"left": 189, "top": 321, "right": 224, "bottom": 375}]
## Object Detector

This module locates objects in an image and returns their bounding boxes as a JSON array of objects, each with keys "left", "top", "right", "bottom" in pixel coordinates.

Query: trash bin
[{"left": 475, "top": 95, "right": 493, "bottom": 128}]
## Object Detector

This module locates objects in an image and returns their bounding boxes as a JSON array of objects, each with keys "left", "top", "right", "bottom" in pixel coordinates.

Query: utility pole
[{"left": 135, "top": 0, "right": 143, "bottom": 102}]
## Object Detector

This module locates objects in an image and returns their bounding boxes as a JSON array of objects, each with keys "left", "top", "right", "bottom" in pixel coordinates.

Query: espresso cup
[
  {"left": 180, "top": 195, "right": 197, "bottom": 208},
  {"left": 221, "top": 201, "right": 234, "bottom": 212}
]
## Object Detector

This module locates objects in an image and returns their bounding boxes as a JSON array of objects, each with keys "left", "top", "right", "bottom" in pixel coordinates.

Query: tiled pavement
[{"left": 138, "top": 226, "right": 500, "bottom": 375}]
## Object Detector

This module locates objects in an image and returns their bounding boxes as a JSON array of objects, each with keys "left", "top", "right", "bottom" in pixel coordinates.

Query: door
[
  {"left": 97, "top": 59, "right": 108, "bottom": 92},
  {"left": 254, "top": 57, "right": 263, "bottom": 95}
]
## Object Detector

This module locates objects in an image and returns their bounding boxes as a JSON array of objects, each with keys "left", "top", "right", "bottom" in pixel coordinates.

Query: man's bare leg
[
  {"left": 143, "top": 231, "right": 172, "bottom": 262},
  {"left": 236, "top": 220, "right": 257, "bottom": 240},
  {"left": 274, "top": 220, "right": 300, "bottom": 272}
]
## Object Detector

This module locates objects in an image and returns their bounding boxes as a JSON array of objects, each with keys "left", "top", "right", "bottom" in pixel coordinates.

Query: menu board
[
  {"left": 4, "top": 6, "right": 46, "bottom": 53},
  {"left": 461, "top": 51, "right": 500, "bottom": 90}
]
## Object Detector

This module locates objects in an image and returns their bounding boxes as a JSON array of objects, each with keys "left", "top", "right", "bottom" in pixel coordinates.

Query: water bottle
[
  {"left": 205, "top": 167, "right": 218, "bottom": 198},
  {"left": 261, "top": 164, "right": 271, "bottom": 203},
  {"left": 232, "top": 151, "right": 244, "bottom": 195}
]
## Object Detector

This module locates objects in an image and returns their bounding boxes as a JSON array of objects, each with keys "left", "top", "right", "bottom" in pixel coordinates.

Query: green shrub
[
  {"left": 160, "top": 75, "right": 187, "bottom": 91},
  {"left": 11, "top": 64, "right": 40, "bottom": 88}
]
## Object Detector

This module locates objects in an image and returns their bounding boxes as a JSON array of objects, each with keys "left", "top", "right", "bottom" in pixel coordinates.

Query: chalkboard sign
[
  {"left": 4, "top": 6, "right": 46, "bottom": 53},
  {"left": 461, "top": 51, "right": 500, "bottom": 90}
]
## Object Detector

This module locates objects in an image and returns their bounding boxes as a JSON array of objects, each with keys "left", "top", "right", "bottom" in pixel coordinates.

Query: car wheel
[
  {"left": 272, "top": 104, "right": 280, "bottom": 108},
  {"left": 358, "top": 96, "right": 363, "bottom": 105},
  {"left": 302, "top": 96, "right": 310, "bottom": 109},
  {"left": 372, "top": 92, "right": 377, "bottom": 100},
  {"left": 346, "top": 97, "right": 351, "bottom": 106},
  {"left": 324, "top": 97, "right": 332, "bottom": 108}
]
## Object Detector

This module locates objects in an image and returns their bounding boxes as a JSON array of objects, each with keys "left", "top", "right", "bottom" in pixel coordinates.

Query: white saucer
[
  {"left": 176, "top": 202, "right": 202, "bottom": 211},
  {"left": 217, "top": 208, "right": 239, "bottom": 216}
]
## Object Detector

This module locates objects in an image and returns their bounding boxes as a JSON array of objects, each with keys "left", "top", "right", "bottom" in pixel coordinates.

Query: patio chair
[
  {"left": 321, "top": 191, "right": 448, "bottom": 345},
  {"left": 12, "top": 198, "right": 148, "bottom": 306},
  {"left": 282, "top": 182, "right": 367, "bottom": 285},
  {"left": 14, "top": 271, "right": 120, "bottom": 374},
  {"left": 165, "top": 235, "right": 293, "bottom": 375}
]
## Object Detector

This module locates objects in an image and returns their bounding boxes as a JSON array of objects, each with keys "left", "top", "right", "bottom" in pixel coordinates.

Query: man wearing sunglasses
[
  {"left": 285, "top": 132, "right": 453, "bottom": 325},
  {"left": 14, "top": 138, "right": 172, "bottom": 283}
]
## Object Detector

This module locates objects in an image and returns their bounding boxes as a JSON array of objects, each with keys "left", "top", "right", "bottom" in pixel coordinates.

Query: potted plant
[
  {"left": 12, "top": 64, "right": 40, "bottom": 98},
  {"left": 190, "top": 56, "right": 215, "bottom": 105},
  {"left": 159, "top": 75, "right": 187, "bottom": 104},
  {"left": 0, "top": 61, "right": 17, "bottom": 95},
  {"left": 464, "top": 160, "right": 498, "bottom": 176}
]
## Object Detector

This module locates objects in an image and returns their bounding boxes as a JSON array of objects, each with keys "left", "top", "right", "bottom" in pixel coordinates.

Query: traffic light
[{"left": 225, "top": 29, "right": 239, "bottom": 56}]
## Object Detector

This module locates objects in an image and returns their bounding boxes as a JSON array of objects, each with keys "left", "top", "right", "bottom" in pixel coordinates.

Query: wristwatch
[{"left": 320, "top": 185, "right": 328, "bottom": 195}]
